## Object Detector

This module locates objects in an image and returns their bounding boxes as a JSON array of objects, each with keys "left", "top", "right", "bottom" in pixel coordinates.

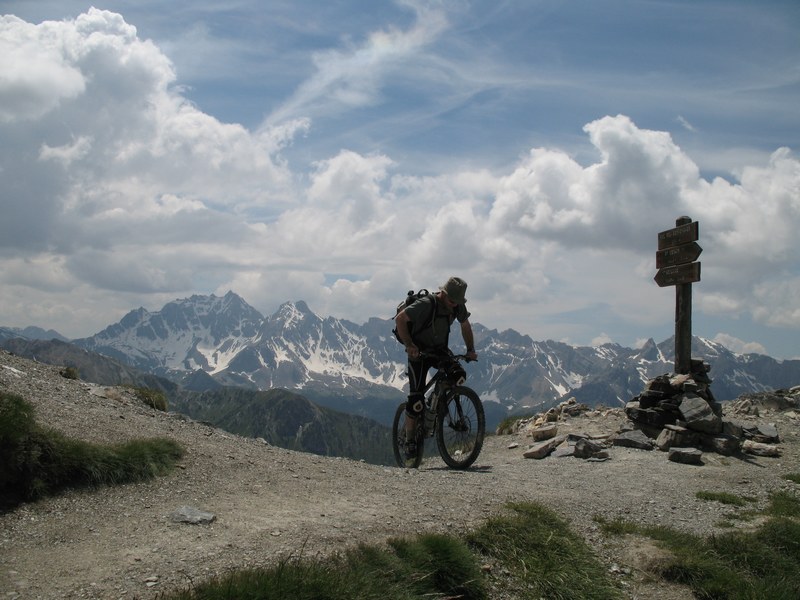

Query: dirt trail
[{"left": 1, "top": 351, "right": 798, "bottom": 599}]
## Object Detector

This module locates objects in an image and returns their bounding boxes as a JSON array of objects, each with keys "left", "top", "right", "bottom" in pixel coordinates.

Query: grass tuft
[
  {"left": 695, "top": 490, "right": 754, "bottom": 507},
  {"left": 168, "top": 533, "right": 488, "bottom": 600},
  {"left": 597, "top": 488, "right": 800, "bottom": 599},
  {"left": 468, "top": 503, "right": 623, "bottom": 599},
  {"left": 0, "top": 391, "right": 184, "bottom": 509},
  {"left": 165, "top": 501, "right": 622, "bottom": 599}
]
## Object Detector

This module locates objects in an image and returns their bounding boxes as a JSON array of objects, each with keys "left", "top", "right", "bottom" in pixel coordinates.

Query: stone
[
  {"left": 612, "top": 429, "right": 654, "bottom": 450},
  {"left": 721, "top": 418, "right": 744, "bottom": 439},
  {"left": 749, "top": 423, "right": 780, "bottom": 444},
  {"left": 705, "top": 434, "right": 741, "bottom": 456},
  {"left": 742, "top": 440, "right": 781, "bottom": 457},
  {"left": 528, "top": 422, "right": 559, "bottom": 441},
  {"left": 551, "top": 441, "right": 575, "bottom": 458},
  {"left": 523, "top": 435, "right": 564, "bottom": 459},
  {"left": 668, "top": 447, "right": 703, "bottom": 465},
  {"left": 625, "top": 403, "right": 678, "bottom": 429},
  {"left": 574, "top": 438, "right": 604, "bottom": 459},
  {"left": 678, "top": 393, "right": 722, "bottom": 434},
  {"left": 169, "top": 506, "right": 216, "bottom": 525},
  {"left": 655, "top": 424, "right": 699, "bottom": 451}
]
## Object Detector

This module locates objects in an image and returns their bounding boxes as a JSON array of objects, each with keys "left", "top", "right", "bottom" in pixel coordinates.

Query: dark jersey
[{"left": 404, "top": 295, "right": 470, "bottom": 350}]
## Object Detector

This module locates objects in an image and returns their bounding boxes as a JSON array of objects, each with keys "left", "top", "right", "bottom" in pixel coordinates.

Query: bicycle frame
[
  {"left": 392, "top": 352, "right": 484, "bottom": 470},
  {"left": 418, "top": 353, "right": 469, "bottom": 437}
]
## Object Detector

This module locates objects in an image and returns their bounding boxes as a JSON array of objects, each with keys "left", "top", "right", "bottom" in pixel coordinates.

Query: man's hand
[
  {"left": 465, "top": 350, "right": 478, "bottom": 362},
  {"left": 406, "top": 344, "right": 420, "bottom": 360}
]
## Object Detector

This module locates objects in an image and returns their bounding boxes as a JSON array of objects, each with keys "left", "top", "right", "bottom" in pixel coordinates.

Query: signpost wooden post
[{"left": 655, "top": 216, "right": 702, "bottom": 374}]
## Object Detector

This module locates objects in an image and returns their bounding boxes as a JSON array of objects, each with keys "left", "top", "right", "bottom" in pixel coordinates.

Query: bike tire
[
  {"left": 392, "top": 402, "right": 424, "bottom": 469},
  {"left": 436, "top": 386, "right": 485, "bottom": 469}
]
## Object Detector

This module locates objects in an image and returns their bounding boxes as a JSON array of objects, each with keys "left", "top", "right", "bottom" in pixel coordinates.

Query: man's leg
[{"left": 404, "top": 358, "right": 429, "bottom": 450}]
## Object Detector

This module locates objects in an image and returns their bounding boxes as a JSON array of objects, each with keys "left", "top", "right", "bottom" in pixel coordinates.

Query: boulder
[
  {"left": 612, "top": 429, "right": 654, "bottom": 450},
  {"left": 655, "top": 424, "right": 698, "bottom": 451},
  {"left": 527, "top": 422, "right": 559, "bottom": 441},
  {"left": 742, "top": 440, "right": 781, "bottom": 457},
  {"left": 523, "top": 435, "right": 566, "bottom": 459},
  {"left": 573, "top": 438, "right": 604, "bottom": 459},
  {"left": 746, "top": 423, "right": 780, "bottom": 444},
  {"left": 678, "top": 393, "right": 722, "bottom": 434},
  {"left": 668, "top": 447, "right": 703, "bottom": 465},
  {"left": 169, "top": 506, "right": 216, "bottom": 525},
  {"left": 704, "top": 434, "right": 741, "bottom": 456}
]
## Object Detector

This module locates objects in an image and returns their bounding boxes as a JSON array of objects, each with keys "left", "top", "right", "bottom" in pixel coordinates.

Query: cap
[{"left": 439, "top": 276, "right": 467, "bottom": 304}]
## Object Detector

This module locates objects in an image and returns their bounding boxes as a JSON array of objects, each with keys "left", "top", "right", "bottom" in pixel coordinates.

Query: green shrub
[
  {"left": 782, "top": 473, "right": 800, "bottom": 484},
  {"left": 0, "top": 391, "right": 184, "bottom": 509},
  {"left": 495, "top": 414, "right": 533, "bottom": 435},
  {"left": 60, "top": 366, "right": 79, "bottom": 380},
  {"left": 134, "top": 387, "right": 167, "bottom": 411}
]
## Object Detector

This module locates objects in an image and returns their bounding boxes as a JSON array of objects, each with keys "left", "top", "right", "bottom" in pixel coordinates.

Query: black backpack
[{"left": 391, "top": 289, "right": 437, "bottom": 344}]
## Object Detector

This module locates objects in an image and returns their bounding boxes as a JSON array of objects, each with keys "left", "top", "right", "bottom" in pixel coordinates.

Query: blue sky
[{"left": 1, "top": 0, "right": 799, "bottom": 360}]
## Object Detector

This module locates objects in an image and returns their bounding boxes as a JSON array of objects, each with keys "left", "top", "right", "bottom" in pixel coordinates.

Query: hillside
[
  {"left": 2, "top": 350, "right": 799, "bottom": 599},
  {"left": 1, "top": 338, "right": 394, "bottom": 465}
]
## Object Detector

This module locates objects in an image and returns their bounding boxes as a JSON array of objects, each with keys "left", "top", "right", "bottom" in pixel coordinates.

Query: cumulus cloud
[
  {"left": 1, "top": 8, "right": 799, "bottom": 355},
  {"left": 0, "top": 9, "right": 299, "bottom": 264},
  {"left": 712, "top": 334, "right": 767, "bottom": 356}
]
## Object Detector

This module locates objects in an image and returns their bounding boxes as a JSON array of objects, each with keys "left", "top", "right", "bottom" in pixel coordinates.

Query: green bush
[
  {"left": 495, "top": 414, "right": 533, "bottom": 435},
  {"left": 134, "top": 387, "right": 168, "bottom": 411},
  {"left": 0, "top": 391, "right": 184, "bottom": 509},
  {"left": 60, "top": 366, "right": 79, "bottom": 380}
]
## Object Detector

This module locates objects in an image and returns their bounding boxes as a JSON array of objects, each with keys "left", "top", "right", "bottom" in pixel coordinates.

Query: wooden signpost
[{"left": 655, "top": 216, "right": 702, "bottom": 374}]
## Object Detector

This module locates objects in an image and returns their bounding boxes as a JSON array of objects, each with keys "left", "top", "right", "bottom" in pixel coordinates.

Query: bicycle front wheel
[
  {"left": 436, "top": 386, "right": 485, "bottom": 469},
  {"left": 392, "top": 402, "right": 424, "bottom": 469}
]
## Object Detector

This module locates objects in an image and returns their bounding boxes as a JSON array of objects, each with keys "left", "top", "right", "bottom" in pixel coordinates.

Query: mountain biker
[{"left": 394, "top": 276, "right": 478, "bottom": 457}]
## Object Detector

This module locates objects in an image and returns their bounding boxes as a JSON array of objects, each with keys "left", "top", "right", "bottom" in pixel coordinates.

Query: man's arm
[
  {"left": 460, "top": 319, "right": 478, "bottom": 361},
  {"left": 395, "top": 310, "right": 420, "bottom": 359}
]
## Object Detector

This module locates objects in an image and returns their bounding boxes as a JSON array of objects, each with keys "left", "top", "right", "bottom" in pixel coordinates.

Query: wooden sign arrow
[
  {"left": 658, "top": 221, "right": 699, "bottom": 250},
  {"left": 656, "top": 241, "right": 703, "bottom": 269},
  {"left": 654, "top": 262, "right": 701, "bottom": 287}
]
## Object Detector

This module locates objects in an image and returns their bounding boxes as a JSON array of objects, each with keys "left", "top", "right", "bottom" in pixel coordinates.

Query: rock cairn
[
  {"left": 506, "top": 361, "right": 794, "bottom": 466},
  {"left": 624, "top": 359, "right": 786, "bottom": 463}
]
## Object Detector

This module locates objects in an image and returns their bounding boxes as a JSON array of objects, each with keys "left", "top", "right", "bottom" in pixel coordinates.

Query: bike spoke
[{"left": 436, "top": 387, "right": 485, "bottom": 469}]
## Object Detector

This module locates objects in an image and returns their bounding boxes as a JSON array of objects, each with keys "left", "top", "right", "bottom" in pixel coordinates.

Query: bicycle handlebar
[{"left": 418, "top": 351, "right": 477, "bottom": 363}]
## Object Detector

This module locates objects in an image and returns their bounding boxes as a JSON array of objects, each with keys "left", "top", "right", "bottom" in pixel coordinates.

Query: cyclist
[{"left": 394, "top": 276, "right": 478, "bottom": 458}]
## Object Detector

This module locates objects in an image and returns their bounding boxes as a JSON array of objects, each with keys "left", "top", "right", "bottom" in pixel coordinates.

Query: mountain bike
[{"left": 392, "top": 352, "right": 485, "bottom": 470}]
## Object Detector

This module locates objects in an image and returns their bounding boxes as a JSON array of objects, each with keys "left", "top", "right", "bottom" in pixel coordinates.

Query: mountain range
[{"left": 5, "top": 291, "right": 798, "bottom": 431}]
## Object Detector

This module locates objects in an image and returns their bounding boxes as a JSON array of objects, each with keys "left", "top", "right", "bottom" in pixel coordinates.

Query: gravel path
[{"left": 1, "top": 350, "right": 798, "bottom": 600}]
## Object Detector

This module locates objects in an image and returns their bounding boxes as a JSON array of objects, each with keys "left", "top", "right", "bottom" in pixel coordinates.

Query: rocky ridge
[{"left": 1, "top": 350, "right": 799, "bottom": 600}]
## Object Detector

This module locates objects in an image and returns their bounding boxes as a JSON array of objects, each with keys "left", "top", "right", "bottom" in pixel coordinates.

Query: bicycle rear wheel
[
  {"left": 436, "top": 386, "right": 485, "bottom": 469},
  {"left": 392, "top": 402, "right": 424, "bottom": 469}
]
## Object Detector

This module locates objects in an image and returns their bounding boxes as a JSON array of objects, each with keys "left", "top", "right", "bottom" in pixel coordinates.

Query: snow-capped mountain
[
  {"left": 70, "top": 292, "right": 800, "bottom": 422},
  {"left": 75, "top": 291, "right": 264, "bottom": 374}
]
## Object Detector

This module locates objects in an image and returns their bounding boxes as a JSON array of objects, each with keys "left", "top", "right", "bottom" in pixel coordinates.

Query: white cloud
[
  {"left": 712, "top": 334, "right": 767, "bottom": 356},
  {"left": 1, "top": 7, "right": 799, "bottom": 358},
  {"left": 591, "top": 333, "right": 613, "bottom": 347},
  {"left": 264, "top": 1, "right": 448, "bottom": 126},
  {"left": 676, "top": 115, "right": 696, "bottom": 132},
  {"left": 0, "top": 15, "right": 86, "bottom": 121}
]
